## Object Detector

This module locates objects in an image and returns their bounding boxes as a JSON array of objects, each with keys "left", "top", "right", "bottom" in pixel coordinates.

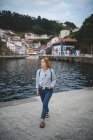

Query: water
[{"left": 0, "top": 58, "right": 93, "bottom": 102}]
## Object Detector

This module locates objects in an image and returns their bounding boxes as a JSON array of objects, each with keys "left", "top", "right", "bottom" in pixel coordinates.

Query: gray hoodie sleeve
[
  {"left": 50, "top": 69, "right": 56, "bottom": 88},
  {"left": 36, "top": 69, "right": 40, "bottom": 89}
]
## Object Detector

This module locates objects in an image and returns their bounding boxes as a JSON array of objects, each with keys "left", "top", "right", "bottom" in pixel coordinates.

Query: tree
[
  {"left": 0, "top": 10, "right": 64, "bottom": 35},
  {"left": 64, "top": 21, "right": 77, "bottom": 29}
]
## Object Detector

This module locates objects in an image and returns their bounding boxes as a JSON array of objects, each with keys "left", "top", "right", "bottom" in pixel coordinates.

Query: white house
[
  {"left": 7, "top": 41, "right": 27, "bottom": 54},
  {"left": 13, "top": 41, "right": 22, "bottom": 46},
  {"left": 17, "top": 45, "right": 27, "bottom": 54},
  {"left": 40, "top": 35, "right": 49, "bottom": 39},
  {"left": 34, "top": 42, "right": 41, "bottom": 48},
  {"left": 25, "top": 33, "right": 49, "bottom": 40},
  {"left": 52, "top": 38, "right": 77, "bottom": 56},
  {"left": 52, "top": 44, "right": 61, "bottom": 56},
  {"left": 59, "top": 30, "right": 70, "bottom": 38},
  {"left": 29, "top": 42, "right": 41, "bottom": 49},
  {"left": 12, "top": 36, "right": 21, "bottom": 41},
  {"left": 7, "top": 42, "right": 16, "bottom": 53},
  {"left": 13, "top": 41, "right": 27, "bottom": 54}
]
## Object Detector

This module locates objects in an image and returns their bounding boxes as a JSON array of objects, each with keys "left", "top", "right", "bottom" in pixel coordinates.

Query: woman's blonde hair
[{"left": 42, "top": 57, "right": 51, "bottom": 68}]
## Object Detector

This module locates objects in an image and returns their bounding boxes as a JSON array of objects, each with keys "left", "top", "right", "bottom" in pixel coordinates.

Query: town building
[
  {"left": 52, "top": 38, "right": 77, "bottom": 56},
  {"left": 25, "top": 33, "right": 49, "bottom": 40},
  {"left": 38, "top": 45, "right": 47, "bottom": 55}
]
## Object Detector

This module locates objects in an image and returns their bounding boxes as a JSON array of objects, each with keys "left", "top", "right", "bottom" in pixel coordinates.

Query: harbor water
[{"left": 0, "top": 58, "right": 93, "bottom": 102}]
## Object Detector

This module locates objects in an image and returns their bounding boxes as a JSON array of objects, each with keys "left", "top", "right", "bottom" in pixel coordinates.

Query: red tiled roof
[
  {"left": 62, "top": 38, "right": 77, "bottom": 42},
  {"left": 53, "top": 38, "right": 77, "bottom": 45}
]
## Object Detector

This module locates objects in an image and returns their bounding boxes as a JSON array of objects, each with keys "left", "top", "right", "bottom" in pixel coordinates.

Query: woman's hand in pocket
[{"left": 47, "top": 85, "right": 53, "bottom": 89}]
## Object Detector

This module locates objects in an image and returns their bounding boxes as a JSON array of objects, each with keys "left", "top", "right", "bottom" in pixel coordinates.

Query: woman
[{"left": 36, "top": 57, "right": 56, "bottom": 128}]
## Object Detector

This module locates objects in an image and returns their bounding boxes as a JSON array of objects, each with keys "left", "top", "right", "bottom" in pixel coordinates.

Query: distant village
[{"left": 0, "top": 28, "right": 80, "bottom": 56}]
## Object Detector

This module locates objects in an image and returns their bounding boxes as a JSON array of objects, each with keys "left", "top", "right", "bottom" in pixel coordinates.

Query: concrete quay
[
  {"left": 0, "top": 55, "right": 29, "bottom": 59},
  {"left": 0, "top": 87, "right": 93, "bottom": 140}
]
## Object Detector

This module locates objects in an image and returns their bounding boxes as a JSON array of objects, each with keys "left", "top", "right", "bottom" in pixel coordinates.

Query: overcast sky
[{"left": 0, "top": 0, "right": 93, "bottom": 27}]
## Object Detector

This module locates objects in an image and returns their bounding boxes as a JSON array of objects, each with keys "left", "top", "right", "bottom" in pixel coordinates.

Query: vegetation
[
  {"left": 71, "top": 14, "right": 93, "bottom": 54},
  {"left": 64, "top": 21, "right": 77, "bottom": 29},
  {"left": 0, "top": 10, "right": 76, "bottom": 36},
  {"left": 1, "top": 10, "right": 93, "bottom": 54},
  {"left": 45, "top": 47, "right": 52, "bottom": 55}
]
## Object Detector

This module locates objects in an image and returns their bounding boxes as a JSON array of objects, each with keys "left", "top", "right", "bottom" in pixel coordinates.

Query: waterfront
[
  {"left": 0, "top": 58, "right": 93, "bottom": 102},
  {"left": 0, "top": 88, "right": 93, "bottom": 140}
]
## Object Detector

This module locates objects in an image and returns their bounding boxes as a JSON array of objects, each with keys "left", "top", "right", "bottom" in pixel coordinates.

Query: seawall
[
  {"left": 0, "top": 55, "right": 29, "bottom": 60},
  {"left": 39, "top": 55, "right": 93, "bottom": 64}
]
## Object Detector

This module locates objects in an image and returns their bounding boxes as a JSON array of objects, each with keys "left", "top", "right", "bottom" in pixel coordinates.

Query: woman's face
[{"left": 41, "top": 59, "right": 47, "bottom": 68}]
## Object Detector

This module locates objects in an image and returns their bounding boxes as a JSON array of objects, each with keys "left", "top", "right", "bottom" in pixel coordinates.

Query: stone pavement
[{"left": 0, "top": 87, "right": 93, "bottom": 140}]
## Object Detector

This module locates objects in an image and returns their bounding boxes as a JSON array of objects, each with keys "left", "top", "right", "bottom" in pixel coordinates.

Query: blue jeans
[{"left": 39, "top": 88, "right": 53, "bottom": 119}]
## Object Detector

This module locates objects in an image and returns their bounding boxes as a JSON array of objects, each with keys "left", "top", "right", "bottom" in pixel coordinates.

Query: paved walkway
[{"left": 0, "top": 87, "right": 93, "bottom": 140}]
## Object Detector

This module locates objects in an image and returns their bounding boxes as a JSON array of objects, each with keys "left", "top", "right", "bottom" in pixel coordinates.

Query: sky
[{"left": 0, "top": 0, "right": 93, "bottom": 27}]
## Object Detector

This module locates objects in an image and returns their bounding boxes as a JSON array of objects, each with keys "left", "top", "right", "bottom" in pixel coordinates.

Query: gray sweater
[{"left": 36, "top": 68, "right": 56, "bottom": 89}]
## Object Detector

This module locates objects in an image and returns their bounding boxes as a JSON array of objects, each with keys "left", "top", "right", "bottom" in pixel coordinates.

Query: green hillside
[
  {"left": 0, "top": 10, "right": 76, "bottom": 36},
  {"left": 73, "top": 14, "right": 93, "bottom": 54}
]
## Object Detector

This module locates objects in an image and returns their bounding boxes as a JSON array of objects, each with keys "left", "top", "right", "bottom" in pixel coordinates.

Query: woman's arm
[
  {"left": 36, "top": 70, "right": 40, "bottom": 95},
  {"left": 48, "top": 69, "right": 56, "bottom": 89}
]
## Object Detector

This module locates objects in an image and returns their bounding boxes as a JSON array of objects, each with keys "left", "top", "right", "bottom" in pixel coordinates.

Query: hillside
[
  {"left": 72, "top": 14, "right": 93, "bottom": 54},
  {"left": 0, "top": 10, "right": 77, "bottom": 36}
]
